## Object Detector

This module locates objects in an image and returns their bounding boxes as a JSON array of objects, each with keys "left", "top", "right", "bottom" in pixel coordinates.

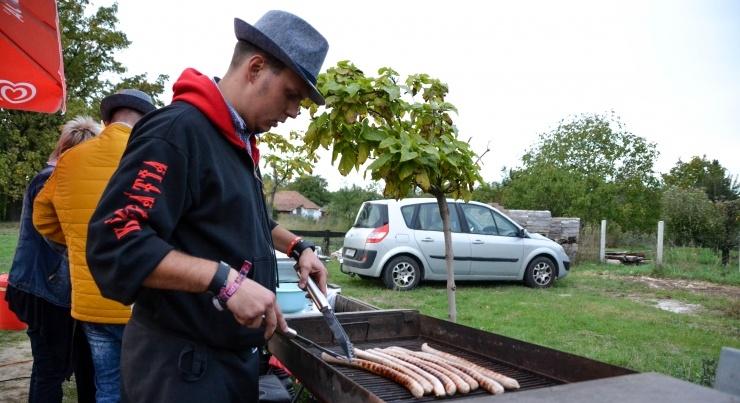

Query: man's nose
[{"left": 286, "top": 102, "right": 301, "bottom": 119}]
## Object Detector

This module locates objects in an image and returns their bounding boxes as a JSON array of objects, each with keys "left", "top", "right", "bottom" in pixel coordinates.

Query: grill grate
[{"left": 304, "top": 337, "right": 561, "bottom": 402}]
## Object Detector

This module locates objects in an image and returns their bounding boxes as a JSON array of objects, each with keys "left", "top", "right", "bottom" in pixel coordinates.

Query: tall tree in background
[
  {"left": 327, "top": 185, "right": 382, "bottom": 228},
  {"left": 471, "top": 181, "right": 503, "bottom": 204},
  {"left": 662, "top": 156, "right": 739, "bottom": 202},
  {"left": 286, "top": 175, "right": 332, "bottom": 207},
  {"left": 305, "top": 61, "right": 483, "bottom": 322},
  {"left": 500, "top": 112, "right": 661, "bottom": 231},
  {"left": 0, "top": 0, "right": 167, "bottom": 217},
  {"left": 261, "top": 131, "right": 317, "bottom": 214}
]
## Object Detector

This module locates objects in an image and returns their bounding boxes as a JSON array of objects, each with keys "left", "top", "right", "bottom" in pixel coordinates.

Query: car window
[
  {"left": 460, "top": 204, "right": 498, "bottom": 235},
  {"left": 353, "top": 203, "right": 388, "bottom": 228},
  {"left": 416, "top": 203, "right": 461, "bottom": 232},
  {"left": 493, "top": 211, "right": 519, "bottom": 237},
  {"left": 400, "top": 205, "right": 415, "bottom": 228}
]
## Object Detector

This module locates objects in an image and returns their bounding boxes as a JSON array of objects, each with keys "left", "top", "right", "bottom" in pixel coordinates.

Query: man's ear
[{"left": 245, "top": 54, "right": 266, "bottom": 83}]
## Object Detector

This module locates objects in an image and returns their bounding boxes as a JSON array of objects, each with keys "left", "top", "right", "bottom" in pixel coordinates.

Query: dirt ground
[
  {"left": 0, "top": 333, "right": 32, "bottom": 403},
  {"left": 623, "top": 275, "right": 740, "bottom": 300}
]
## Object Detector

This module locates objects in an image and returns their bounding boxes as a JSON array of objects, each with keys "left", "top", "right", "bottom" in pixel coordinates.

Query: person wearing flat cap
[
  {"left": 86, "top": 10, "right": 330, "bottom": 402},
  {"left": 34, "top": 88, "right": 156, "bottom": 403}
]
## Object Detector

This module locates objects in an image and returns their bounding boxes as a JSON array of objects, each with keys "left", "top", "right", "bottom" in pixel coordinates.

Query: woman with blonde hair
[{"left": 5, "top": 116, "right": 100, "bottom": 403}]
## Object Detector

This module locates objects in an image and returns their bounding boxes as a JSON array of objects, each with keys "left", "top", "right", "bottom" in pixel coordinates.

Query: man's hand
[
  {"left": 225, "top": 273, "right": 288, "bottom": 340},
  {"left": 296, "top": 248, "right": 328, "bottom": 295}
]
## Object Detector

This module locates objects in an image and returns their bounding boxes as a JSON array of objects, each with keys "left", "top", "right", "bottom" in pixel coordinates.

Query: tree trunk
[
  {"left": 268, "top": 186, "right": 278, "bottom": 218},
  {"left": 434, "top": 192, "right": 457, "bottom": 323}
]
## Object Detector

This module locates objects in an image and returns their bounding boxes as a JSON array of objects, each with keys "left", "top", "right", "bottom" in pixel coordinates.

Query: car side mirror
[{"left": 517, "top": 228, "right": 527, "bottom": 238}]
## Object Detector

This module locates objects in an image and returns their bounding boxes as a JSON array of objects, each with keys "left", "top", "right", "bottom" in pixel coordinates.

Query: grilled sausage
[
  {"left": 354, "top": 348, "right": 434, "bottom": 395},
  {"left": 369, "top": 349, "right": 446, "bottom": 397},
  {"left": 386, "top": 347, "right": 470, "bottom": 394},
  {"left": 381, "top": 349, "right": 457, "bottom": 395},
  {"left": 414, "top": 351, "right": 504, "bottom": 395},
  {"left": 421, "top": 343, "right": 520, "bottom": 389},
  {"left": 321, "top": 353, "right": 424, "bottom": 399},
  {"left": 406, "top": 350, "right": 480, "bottom": 391}
]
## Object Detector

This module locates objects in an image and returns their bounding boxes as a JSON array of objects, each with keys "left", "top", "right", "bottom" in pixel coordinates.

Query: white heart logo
[{"left": 0, "top": 80, "right": 37, "bottom": 104}]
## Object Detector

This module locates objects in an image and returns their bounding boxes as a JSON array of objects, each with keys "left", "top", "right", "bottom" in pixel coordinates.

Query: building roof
[{"left": 273, "top": 190, "right": 321, "bottom": 211}]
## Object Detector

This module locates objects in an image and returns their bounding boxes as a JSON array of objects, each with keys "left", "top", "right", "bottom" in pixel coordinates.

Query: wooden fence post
[
  {"left": 324, "top": 230, "right": 331, "bottom": 255},
  {"left": 600, "top": 220, "right": 606, "bottom": 263},
  {"left": 656, "top": 221, "right": 664, "bottom": 267}
]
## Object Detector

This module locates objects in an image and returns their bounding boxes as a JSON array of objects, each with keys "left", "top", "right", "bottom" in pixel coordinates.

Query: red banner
[{"left": 0, "top": 0, "right": 66, "bottom": 113}]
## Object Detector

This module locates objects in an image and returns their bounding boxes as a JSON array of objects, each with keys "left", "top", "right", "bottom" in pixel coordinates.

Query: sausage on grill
[
  {"left": 321, "top": 353, "right": 424, "bottom": 399},
  {"left": 406, "top": 350, "right": 480, "bottom": 391},
  {"left": 386, "top": 347, "right": 471, "bottom": 394},
  {"left": 381, "top": 349, "right": 458, "bottom": 395},
  {"left": 369, "top": 349, "right": 446, "bottom": 397},
  {"left": 413, "top": 351, "right": 504, "bottom": 395},
  {"left": 353, "top": 348, "right": 433, "bottom": 395},
  {"left": 421, "top": 343, "right": 520, "bottom": 390}
]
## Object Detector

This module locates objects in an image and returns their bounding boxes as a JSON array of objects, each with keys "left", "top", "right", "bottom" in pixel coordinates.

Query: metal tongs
[{"left": 286, "top": 264, "right": 354, "bottom": 360}]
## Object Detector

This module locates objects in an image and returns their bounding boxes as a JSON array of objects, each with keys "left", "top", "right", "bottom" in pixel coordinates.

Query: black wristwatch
[
  {"left": 207, "top": 261, "right": 231, "bottom": 295},
  {"left": 290, "top": 239, "right": 316, "bottom": 261}
]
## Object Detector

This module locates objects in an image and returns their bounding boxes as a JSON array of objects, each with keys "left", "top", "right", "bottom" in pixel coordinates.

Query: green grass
[
  {"left": 326, "top": 261, "right": 739, "bottom": 386},
  {"left": 0, "top": 222, "right": 20, "bottom": 273}
]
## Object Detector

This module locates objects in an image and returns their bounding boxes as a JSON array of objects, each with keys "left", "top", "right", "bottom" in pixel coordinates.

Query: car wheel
[
  {"left": 524, "top": 256, "right": 555, "bottom": 288},
  {"left": 382, "top": 256, "right": 421, "bottom": 291}
]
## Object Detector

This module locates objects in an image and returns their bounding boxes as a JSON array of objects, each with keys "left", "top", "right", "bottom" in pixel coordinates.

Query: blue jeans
[{"left": 82, "top": 322, "right": 125, "bottom": 403}]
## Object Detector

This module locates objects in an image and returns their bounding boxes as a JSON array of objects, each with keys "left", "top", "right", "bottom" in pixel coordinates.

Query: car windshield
[{"left": 353, "top": 203, "right": 388, "bottom": 228}]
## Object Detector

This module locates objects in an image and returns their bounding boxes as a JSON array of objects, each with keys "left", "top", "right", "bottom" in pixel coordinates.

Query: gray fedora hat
[
  {"left": 100, "top": 89, "right": 156, "bottom": 122},
  {"left": 234, "top": 10, "right": 329, "bottom": 105}
]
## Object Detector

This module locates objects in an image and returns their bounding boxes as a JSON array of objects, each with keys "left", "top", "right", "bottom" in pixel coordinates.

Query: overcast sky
[{"left": 105, "top": 0, "right": 740, "bottom": 191}]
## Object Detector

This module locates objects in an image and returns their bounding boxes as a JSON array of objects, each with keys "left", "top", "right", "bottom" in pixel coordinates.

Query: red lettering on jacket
[
  {"left": 106, "top": 160, "right": 169, "bottom": 240},
  {"left": 143, "top": 161, "right": 168, "bottom": 175},
  {"left": 112, "top": 220, "right": 142, "bottom": 240},
  {"left": 131, "top": 178, "right": 162, "bottom": 194},
  {"left": 137, "top": 169, "right": 163, "bottom": 182},
  {"left": 124, "top": 192, "right": 156, "bottom": 209}
]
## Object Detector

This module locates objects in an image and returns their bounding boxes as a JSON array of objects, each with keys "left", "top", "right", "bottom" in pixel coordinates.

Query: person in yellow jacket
[{"left": 33, "top": 89, "right": 156, "bottom": 403}]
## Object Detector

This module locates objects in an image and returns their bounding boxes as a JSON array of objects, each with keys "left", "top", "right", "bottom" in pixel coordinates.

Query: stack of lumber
[
  {"left": 505, "top": 209, "right": 552, "bottom": 236},
  {"left": 490, "top": 203, "right": 581, "bottom": 261},
  {"left": 549, "top": 217, "right": 580, "bottom": 244},
  {"left": 605, "top": 251, "right": 647, "bottom": 265}
]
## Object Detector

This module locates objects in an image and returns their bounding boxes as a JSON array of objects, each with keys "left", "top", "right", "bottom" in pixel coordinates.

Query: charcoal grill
[{"left": 269, "top": 308, "right": 634, "bottom": 402}]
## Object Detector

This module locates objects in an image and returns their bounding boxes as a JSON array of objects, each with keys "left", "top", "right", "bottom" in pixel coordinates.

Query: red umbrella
[{"left": 0, "top": 0, "right": 66, "bottom": 113}]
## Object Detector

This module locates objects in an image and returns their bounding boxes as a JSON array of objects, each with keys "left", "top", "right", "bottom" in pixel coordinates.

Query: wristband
[
  {"left": 208, "top": 261, "right": 230, "bottom": 296},
  {"left": 212, "top": 260, "right": 253, "bottom": 311},
  {"left": 285, "top": 237, "right": 302, "bottom": 259},
  {"left": 290, "top": 239, "right": 316, "bottom": 261}
]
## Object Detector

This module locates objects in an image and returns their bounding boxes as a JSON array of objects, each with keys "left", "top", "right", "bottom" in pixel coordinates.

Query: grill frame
[{"left": 269, "top": 309, "right": 634, "bottom": 402}]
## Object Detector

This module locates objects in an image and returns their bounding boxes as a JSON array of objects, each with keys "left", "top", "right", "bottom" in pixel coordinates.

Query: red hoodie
[{"left": 171, "top": 68, "right": 260, "bottom": 165}]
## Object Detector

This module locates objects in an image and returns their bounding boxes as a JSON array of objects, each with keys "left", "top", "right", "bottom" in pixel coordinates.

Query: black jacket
[{"left": 87, "top": 68, "right": 277, "bottom": 349}]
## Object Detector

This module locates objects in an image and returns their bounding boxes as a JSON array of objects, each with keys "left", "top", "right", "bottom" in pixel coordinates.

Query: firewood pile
[
  {"left": 605, "top": 251, "right": 648, "bottom": 265},
  {"left": 491, "top": 204, "right": 581, "bottom": 261}
]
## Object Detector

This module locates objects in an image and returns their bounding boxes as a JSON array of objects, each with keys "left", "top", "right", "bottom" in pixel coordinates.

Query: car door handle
[
  {"left": 472, "top": 240, "right": 485, "bottom": 244},
  {"left": 421, "top": 237, "right": 434, "bottom": 242}
]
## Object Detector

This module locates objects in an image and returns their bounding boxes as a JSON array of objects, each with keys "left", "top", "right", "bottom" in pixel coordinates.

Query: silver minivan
[{"left": 341, "top": 198, "right": 570, "bottom": 290}]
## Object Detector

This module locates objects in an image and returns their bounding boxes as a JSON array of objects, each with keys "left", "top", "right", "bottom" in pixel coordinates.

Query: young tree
[
  {"left": 661, "top": 186, "right": 721, "bottom": 247},
  {"left": 260, "top": 131, "right": 317, "bottom": 214},
  {"left": 500, "top": 112, "right": 661, "bottom": 231},
  {"left": 715, "top": 200, "right": 740, "bottom": 266},
  {"left": 0, "top": 0, "right": 167, "bottom": 218},
  {"left": 304, "top": 61, "right": 483, "bottom": 322}
]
